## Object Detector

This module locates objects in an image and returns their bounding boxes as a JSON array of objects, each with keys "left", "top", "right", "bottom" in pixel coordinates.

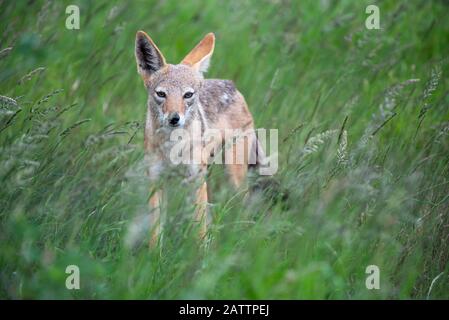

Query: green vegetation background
[{"left": 0, "top": 0, "right": 448, "bottom": 299}]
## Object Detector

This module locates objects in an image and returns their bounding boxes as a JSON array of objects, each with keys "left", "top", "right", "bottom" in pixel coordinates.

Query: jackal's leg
[
  {"left": 225, "top": 132, "right": 254, "bottom": 189},
  {"left": 194, "top": 180, "right": 209, "bottom": 241},
  {"left": 149, "top": 190, "right": 162, "bottom": 248},
  {"left": 192, "top": 162, "right": 210, "bottom": 242}
]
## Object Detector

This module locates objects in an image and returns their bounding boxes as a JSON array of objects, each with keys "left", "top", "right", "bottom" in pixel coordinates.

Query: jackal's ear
[
  {"left": 181, "top": 33, "right": 215, "bottom": 73},
  {"left": 135, "top": 31, "right": 166, "bottom": 83}
]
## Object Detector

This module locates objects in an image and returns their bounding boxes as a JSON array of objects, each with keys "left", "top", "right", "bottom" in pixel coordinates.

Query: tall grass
[{"left": 0, "top": 0, "right": 448, "bottom": 299}]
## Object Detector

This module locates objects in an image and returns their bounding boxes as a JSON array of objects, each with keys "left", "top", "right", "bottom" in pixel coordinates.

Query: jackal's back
[{"left": 200, "top": 79, "right": 254, "bottom": 131}]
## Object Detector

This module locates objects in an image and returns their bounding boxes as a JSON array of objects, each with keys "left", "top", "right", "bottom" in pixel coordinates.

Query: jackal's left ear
[
  {"left": 181, "top": 33, "right": 215, "bottom": 73},
  {"left": 135, "top": 31, "right": 166, "bottom": 84}
]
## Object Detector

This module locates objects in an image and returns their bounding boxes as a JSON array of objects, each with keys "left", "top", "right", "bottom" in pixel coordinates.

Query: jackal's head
[{"left": 135, "top": 31, "right": 214, "bottom": 128}]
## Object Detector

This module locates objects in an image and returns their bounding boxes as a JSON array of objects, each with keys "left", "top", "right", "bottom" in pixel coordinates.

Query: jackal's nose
[{"left": 168, "top": 112, "right": 180, "bottom": 127}]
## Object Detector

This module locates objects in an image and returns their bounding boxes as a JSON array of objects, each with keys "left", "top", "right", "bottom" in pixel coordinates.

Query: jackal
[{"left": 135, "top": 31, "right": 264, "bottom": 246}]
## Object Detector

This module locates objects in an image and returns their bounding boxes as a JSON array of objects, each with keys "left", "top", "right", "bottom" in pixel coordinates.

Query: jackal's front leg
[
  {"left": 194, "top": 181, "right": 209, "bottom": 241},
  {"left": 149, "top": 190, "right": 162, "bottom": 248},
  {"left": 194, "top": 170, "right": 209, "bottom": 242}
]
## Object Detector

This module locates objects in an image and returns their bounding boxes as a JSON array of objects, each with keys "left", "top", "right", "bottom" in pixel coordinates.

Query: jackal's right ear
[{"left": 135, "top": 31, "right": 166, "bottom": 84}]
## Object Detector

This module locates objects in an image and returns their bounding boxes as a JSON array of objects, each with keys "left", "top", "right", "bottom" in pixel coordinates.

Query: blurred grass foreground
[{"left": 0, "top": 0, "right": 448, "bottom": 299}]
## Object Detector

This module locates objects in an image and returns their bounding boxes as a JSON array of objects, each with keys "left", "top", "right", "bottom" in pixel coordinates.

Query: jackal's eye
[
  {"left": 155, "top": 91, "right": 166, "bottom": 98},
  {"left": 183, "top": 92, "right": 194, "bottom": 99}
]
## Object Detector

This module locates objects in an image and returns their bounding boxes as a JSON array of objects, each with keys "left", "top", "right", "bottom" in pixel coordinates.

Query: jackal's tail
[{"left": 248, "top": 137, "right": 289, "bottom": 205}]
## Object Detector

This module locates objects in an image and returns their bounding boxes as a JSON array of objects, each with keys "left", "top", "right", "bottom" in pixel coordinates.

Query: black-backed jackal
[{"left": 135, "top": 31, "right": 265, "bottom": 246}]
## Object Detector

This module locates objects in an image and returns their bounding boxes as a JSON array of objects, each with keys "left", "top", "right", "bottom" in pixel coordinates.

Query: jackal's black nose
[{"left": 168, "top": 112, "right": 180, "bottom": 126}]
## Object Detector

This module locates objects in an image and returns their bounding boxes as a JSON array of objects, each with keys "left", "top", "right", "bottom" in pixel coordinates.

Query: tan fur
[
  {"left": 148, "top": 190, "right": 162, "bottom": 247},
  {"left": 194, "top": 181, "right": 209, "bottom": 240},
  {"left": 181, "top": 33, "right": 215, "bottom": 72},
  {"left": 135, "top": 31, "right": 258, "bottom": 247}
]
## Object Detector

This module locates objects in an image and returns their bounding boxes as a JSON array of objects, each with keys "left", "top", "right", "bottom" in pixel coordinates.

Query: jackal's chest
[{"left": 144, "top": 128, "right": 205, "bottom": 182}]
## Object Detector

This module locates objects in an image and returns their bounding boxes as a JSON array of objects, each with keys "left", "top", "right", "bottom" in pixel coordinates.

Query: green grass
[{"left": 1, "top": 0, "right": 448, "bottom": 299}]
